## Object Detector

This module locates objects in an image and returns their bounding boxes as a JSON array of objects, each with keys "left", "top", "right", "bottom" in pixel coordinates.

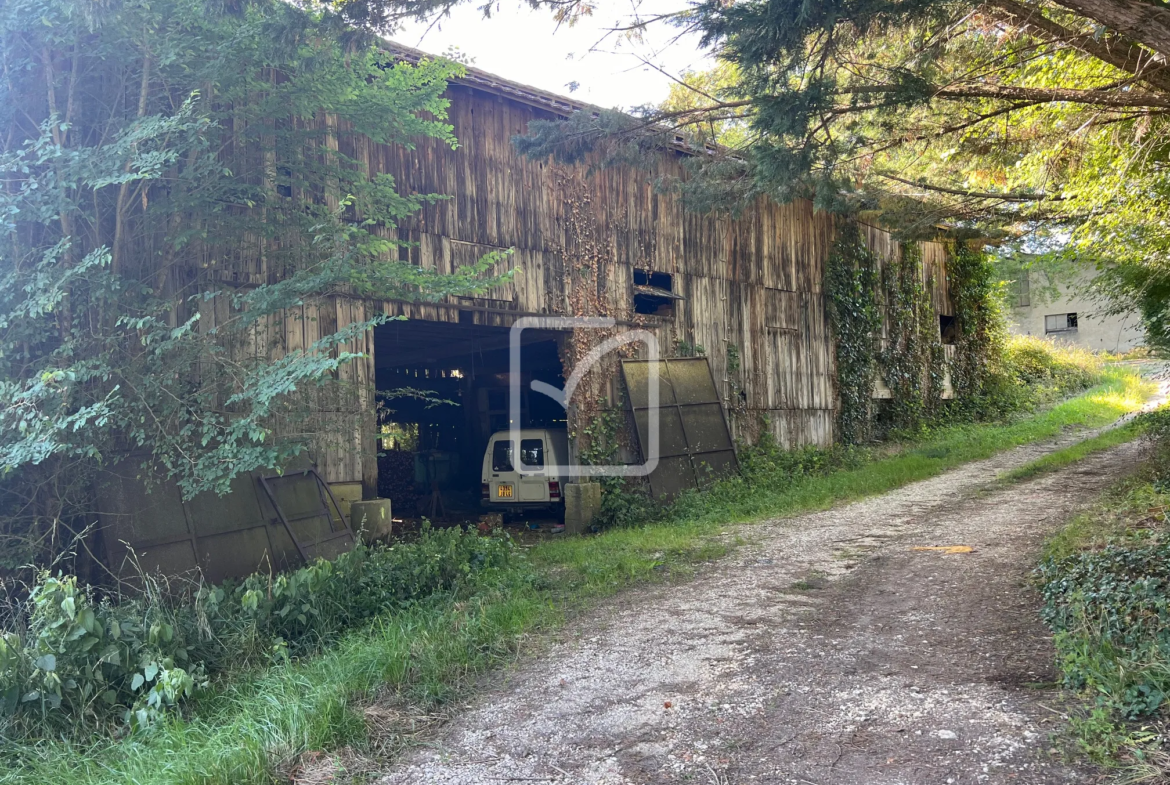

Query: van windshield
[
  {"left": 492, "top": 440, "right": 514, "bottom": 472},
  {"left": 520, "top": 439, "right": 544, "bottom": 468}
]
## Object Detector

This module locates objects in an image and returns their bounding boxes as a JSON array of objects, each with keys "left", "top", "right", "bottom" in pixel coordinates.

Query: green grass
[
  {"left": 531, "top": 365, "right": 1154, "bottom": 596},
  {"left": 999, "top": 421, "right": 1145, "bottom": 485},
  {"left": 0, "top": 365, "right": 1155, "bottom": 785}
]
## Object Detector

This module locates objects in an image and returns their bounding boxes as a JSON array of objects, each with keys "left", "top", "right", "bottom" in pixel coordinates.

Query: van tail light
[
  {"left": 548, "top": 481, "right": 561, "bottom": 499},
  {"left": 481, "top": 483, "right": 489, "bottom": 499}
]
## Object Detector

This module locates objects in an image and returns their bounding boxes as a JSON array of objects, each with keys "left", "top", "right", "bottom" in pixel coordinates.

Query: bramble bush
[
  {"left": 1038, "top": 410, "right": 1170, "bottom": 721},
  {"left": 0, "top": 525, "right": 533, "bottom": 734}
]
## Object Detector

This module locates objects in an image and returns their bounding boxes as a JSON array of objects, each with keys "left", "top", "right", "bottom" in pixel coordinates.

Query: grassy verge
[
  {"left": 531, "top": 365, "right": 1153, "bottom": 597},
  {"left": 0, "top": 365, "right": 1154, "bottom": 785},
  {"left": 999, "top": 420, "right": 1145, "bottom": 485},
  {"left": 1035, "top": 404, "right": 1170, "bottom": 776},
  {"left": 1037, "top": 469, "right": 1170, "bottom": 773}
]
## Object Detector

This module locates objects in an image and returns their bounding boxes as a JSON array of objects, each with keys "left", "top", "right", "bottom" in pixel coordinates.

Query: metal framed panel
[
  {"left": 621, "top": 357, "right": 740, "bottom": 500},
  {"left": 98, "top": 460, "right": 355, "bottom": 584}
]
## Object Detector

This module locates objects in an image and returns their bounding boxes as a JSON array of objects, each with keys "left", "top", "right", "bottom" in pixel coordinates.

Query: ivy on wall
[
  {"left": 827, "top": 222, "right": 993, "bottom": 444},
  {"left": 825, "top": 223, "right": 882, "bottom": 444},
  {"left": 947, "top": 241, "right": 998, "bottom": 401},
  {"left": 876, "top": 241, "right": 947, "bottom": 433}
]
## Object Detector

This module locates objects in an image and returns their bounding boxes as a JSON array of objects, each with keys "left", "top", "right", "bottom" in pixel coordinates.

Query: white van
[{"left": 481, "top": 429, "right": 570, "bottom": 513}]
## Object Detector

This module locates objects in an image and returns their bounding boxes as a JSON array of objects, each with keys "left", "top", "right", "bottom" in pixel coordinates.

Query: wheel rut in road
[{"left": 378, "top": 435, "right": 1146, "bottom": 785}]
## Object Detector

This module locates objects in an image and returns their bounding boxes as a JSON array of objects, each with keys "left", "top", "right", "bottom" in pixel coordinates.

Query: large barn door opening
[{"left": 371, "top": 317, "right": 565, "bottom": 521}]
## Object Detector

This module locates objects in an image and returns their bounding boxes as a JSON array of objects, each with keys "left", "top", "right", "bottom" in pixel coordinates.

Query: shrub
[
  {"left": 1039, "top": 540, "right": 1170, "bottom": 718},
  {"left": 0, "top": 526, "right": 532, "bottom": 733},
  {"left": 1002, "top": 335, "right": 1101, "bottom": 398},
  {"left": 1038, "top": 414, "right": 1170, "bottom": 720}
]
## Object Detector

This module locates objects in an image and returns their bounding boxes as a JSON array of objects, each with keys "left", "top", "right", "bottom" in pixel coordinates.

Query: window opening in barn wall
[
  {"left": 938, "top": 314, "right": 958, "bottom": 345},
  {"left": 1045, "top": 312, "right": 1078, "bottom": 334},
  {"left": 633, "top": 269, "right": 682, "bottom": 317}
]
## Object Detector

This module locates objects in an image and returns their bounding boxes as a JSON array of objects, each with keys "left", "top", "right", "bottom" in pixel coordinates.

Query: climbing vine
[
  {"left": 876, "top": 242, "right": 947, "bottom": 434},
  {"left": 947, "top": 242, "right": 999, "bottom": 402},
  {"left": 827, "top": 223, "right": 961, "bottom": 444},
  {"left": 825, "top": 223, "right": 881, "bottom": 444}
]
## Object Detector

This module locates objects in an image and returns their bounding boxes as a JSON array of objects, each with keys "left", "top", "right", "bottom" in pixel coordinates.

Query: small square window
[
  {"left": 633, "top": 269, "right": 678, "bottom": 317},
  {"left": 1044, "top": 313, "right": 1079, "bottom": 333}
]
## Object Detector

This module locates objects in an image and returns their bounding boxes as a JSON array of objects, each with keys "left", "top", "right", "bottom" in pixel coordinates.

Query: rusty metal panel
[
  {"left": 97, "top": 461, "right": 354, "bottom": 585},
  {"left": 621, "top": 357, "right": 739, "bottom": 501}
]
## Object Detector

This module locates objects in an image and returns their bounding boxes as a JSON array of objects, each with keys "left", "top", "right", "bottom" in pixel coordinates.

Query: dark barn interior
[{"left": 372, "top": 319, "right": 567, "bottom": 518}]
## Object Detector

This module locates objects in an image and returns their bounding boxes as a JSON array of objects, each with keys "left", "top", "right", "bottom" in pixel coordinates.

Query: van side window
[
  {"left": 520, "top": 439, "right": 544, "bottom": 468},
  {"left": 492, "top": 440, "right": 514, "bottom": 472}
]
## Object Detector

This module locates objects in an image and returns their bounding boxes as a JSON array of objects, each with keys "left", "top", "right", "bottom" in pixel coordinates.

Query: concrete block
[
  {"left": 350, "top": 498, "right": 393, "bottom": 543},
  {"left": 329, "top": 481, "right": 364, "bottom": 520},
  {"left": 564, "top": 482, "right": 602, "bottom": 535}
]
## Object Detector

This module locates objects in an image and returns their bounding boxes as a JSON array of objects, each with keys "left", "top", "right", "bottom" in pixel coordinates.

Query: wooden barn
[
  {"left": 212, "top": 41, "right": 959, "bottom": 503},
  {"left": 99, "top": 41, "right": 958, "bottom": 578},
  {"left": 330, "top": 42, "right": 958, "bottom": 505}
]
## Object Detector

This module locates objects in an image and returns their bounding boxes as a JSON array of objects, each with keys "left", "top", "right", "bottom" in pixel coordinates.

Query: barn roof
[
  {"left": 381, "top": 40, "right": 598, "bottom": 118},
  {"left": 380, "top": 39, "right": 712, "bottom": 155}
]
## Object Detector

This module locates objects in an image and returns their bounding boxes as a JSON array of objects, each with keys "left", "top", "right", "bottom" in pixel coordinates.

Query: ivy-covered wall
[{"left": 826, "top": 220, "right": 993, "bottom": 443}]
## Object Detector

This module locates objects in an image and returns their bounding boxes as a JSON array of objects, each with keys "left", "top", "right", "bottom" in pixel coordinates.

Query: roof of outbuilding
[
  {"left": 379, "top": 39, "right": 712, "bottom": 154},
  {"left": 380, "top": 39, "right": 598, "bottom": 118}
]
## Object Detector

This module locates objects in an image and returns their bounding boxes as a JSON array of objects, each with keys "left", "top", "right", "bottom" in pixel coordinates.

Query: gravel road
[{"left": 377, "top": 430, "right": 1151, "bottom": 785}]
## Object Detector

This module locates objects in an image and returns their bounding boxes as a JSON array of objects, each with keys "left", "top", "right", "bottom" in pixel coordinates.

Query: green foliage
[
  {"left": 1038, "top": 412, "right": 1170, "bottom": 731},
  {"left": 948, "top": 243, "right": 999, "bottom": 401},
  {"left": 576, "top": 397, "right": 661, "bottom": 530},
  {"left": 825, "top": 222, "right": 881, "bottom": 443},
  {"left": 0, "top": 526, "right": 533, "bottom": 733},
  {"left": 0, "top": 574, "right": 204, "bottom": 731},
  {"left": 993, "top": 334, "right": 1103, "bottom": 413},
  {"left": 874, "top": 241, "right": 947, "bottom": 434},
  {"left": 826, "top": 223, "right": 988, "bottom": 444},
  {"left": 1040, "top": 536, "right": 1170, "bottom": 719},
  {"left": 0, "top": 0, "right": 504, "bottom": 569}
]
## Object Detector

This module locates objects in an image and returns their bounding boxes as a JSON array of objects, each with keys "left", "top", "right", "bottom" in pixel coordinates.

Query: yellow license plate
[{"left": 496, "top": 484, "right": 513, "bottom": 498}]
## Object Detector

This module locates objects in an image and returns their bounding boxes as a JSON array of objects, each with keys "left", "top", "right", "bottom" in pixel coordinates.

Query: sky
[{"left": 393, "top": 0, "right": 713, "bottom": 111}]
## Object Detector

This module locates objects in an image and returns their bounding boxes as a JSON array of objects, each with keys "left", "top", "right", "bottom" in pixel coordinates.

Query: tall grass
[{"left": 0, "top": 362, "right": 1153, "bottom": 785}]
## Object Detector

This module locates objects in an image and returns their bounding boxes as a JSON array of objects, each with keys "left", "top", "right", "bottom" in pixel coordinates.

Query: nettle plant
[
  {"left": 0, "top": 527, "right": 532, "bottom": 731},
  {"left": 0, "top": 0, "right": 503, "bottom": 570},
  {"left": 0, "top": 574, "right": 202, "bottom": 729}
]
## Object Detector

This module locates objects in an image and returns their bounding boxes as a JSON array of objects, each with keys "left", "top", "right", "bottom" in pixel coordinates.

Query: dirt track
[{"left": 378, "top": 433, "right": 1149, "bottom": 785}]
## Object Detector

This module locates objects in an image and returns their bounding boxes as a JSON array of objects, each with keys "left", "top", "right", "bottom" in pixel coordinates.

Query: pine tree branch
[
  {"left": 843, "top": 81, "right": 1170, "bottom": 108},
  {"left": 876, "top": 172, "right": 1065, "bottom": 201},
  {"left": 983, "top": 0, "right": 1170, "bottom": 94}
]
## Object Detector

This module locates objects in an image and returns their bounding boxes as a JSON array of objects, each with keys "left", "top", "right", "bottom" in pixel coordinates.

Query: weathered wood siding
[
  {"left": 356, "top": 84, "right": 952, "bottom": 453},
  {"left": 190, "top": 75, "right": 955, "bottom": 488}
]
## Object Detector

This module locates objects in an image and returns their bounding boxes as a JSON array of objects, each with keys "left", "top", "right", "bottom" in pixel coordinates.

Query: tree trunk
[
  {"left": 985, "top": 0, "right": 1170, "bottom": 94},
  {"left": 1051, "top": 0, "right": 1170, "bottom": 60}
]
